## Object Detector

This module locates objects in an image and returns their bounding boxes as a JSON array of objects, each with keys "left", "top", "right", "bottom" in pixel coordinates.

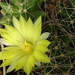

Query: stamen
[{"left": 21, "top": 41, "right": 33, "bottom": 54}]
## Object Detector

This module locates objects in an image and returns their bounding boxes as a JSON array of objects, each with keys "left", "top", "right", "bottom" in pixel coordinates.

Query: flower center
[{"left": 21, "top": 41, "right": 33, "bottom": 54}]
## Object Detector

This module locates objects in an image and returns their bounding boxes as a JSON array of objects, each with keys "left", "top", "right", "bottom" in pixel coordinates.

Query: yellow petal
[
  {"left": 35, "top": 45, "right": 49, "bottom": 53},
  {"left": 3, "top": 39, "right": 19, "bottom": 45},
  {"left": 0, "top": 30, "right": 12, "bottom": 40},
  {"left": 33, "top": 51, "right": 50, "bottom": 63},
  {"left": 5, "top": 25, "right": 24, "bottom": 43},
  {"left": 0, "top": 47, "right": 22, "bottom": 59},
  {"left": 4, "top": 46, "right": 21, "bottom": 50},
  {"left": 0, "top": 38, "right": 12, "bottom": 46},
  {"left": 24, "top": 63, "right": 32, "bottom": 75},
  {"left": 0, "top": 36, "right": 19, "bottom": 45},
  {"left": 0, "top": 54, "right": 23, "bottom": 67},
  {"left": 19, "top": 15, "right": 29, "bottom": 41},
  {"left": 35, "top": 61, "right": 41, "bottom": 66},
  {"left": 34, "top": 16, "right": 42, "bottom": 27},
  {"left": 13, "top": 16, "right": 20, "bottom": 31},
  {"left": 27, "top": 55, "right": 35, "bottom": 67},
  {"left": 0, "top": 51, "right": 15, "bottom": 60},
  {"left": 7, "top": 63, "right": 16, "bottom": 73},
  {"left": 33, "top": 16, "right": 42, "bottom": 43},
  {"left": 19, "top": 15, "right": 26, "bottom": 33},
  {"left": 0, "top": 30, "right": 14, "bottom": 45},
  {"left": 0, "top": 58, "right": 12, "bottom": 67},
  {"left": 0, "top": 29, "right": 6, "bottom": 34},
  {"left": 15, "top": 55, "right": 28, "bottom": 71},
  {"left": 36, "top": 39, "right": 51, "bottom": 47},
  {"left": 33, "top": 23, "right": 42, "bottom": 43},
  {"left": 24, "top": 55, "right": 35, "bottom": 75},
  {"left": 26, "top": 18, "right": 34, "bottom": 42},
  {"left": 38, "top": 32, "right": 50, "bottom": 40}
]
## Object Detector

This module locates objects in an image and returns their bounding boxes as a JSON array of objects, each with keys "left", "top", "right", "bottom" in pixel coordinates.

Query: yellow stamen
[{"left": 21, "top": 41, "right": 33, "bottom": 54}]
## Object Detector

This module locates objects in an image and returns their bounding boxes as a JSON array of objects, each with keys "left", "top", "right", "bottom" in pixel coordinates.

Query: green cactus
[
  {"left": 0, "top": 0, "right": 75, "bottom": 75},
  {"left": 0, "top": 0, "right": 45, "bottom": 25},
  {"left": 43, "top": 0, "right": 75, "bottom": 75}
]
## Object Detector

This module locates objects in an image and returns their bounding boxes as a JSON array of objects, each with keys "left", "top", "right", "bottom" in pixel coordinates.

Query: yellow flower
[{"left": 0, "top": 16, "right": 51, "bottom": 75}]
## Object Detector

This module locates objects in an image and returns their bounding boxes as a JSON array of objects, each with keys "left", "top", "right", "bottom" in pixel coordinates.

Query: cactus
[
  {"left": 0, "top": 0, "right": 75, "bottom": 75},
  {"left": 42, "top": 0, "right": 75, "bottom": 75},
  {"left": 0, "top": 0, "right": 45, "bottom": 26}
]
